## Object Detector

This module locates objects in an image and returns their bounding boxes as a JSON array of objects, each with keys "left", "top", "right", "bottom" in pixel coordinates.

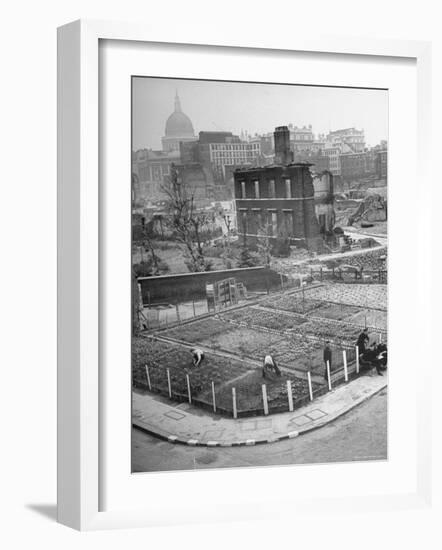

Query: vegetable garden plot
[
  {"left": 213, "top": 369, "right": 319, "bottom": 413},
  {"left": 303, "top": 284, "right": 387, "bottom": 310},
  {"left": 160, "top": 317, "right": 238, "bottom": 344},
  {"left": 217, "top": 304, "right": 367, "bottom": 347},
  {"left": 262, "top": 294, "right": 363, "bottom": 321},
  {"left": 200, "top": 327, "right": 347, "bottom": 374},
  {"left": 351, "top": 309, "right": 387, "bottom": 331},
  {"left": 198, "top": 326, "right": 285, "bottom": 358},
  {"left": 218, "top": 306, "right": 307, "bottom": 332},
  {"left": 295, "top": 317, "right": 361, "bottom": 344},
  {"left": 132, "top": 336, "right": 251, "bottom": 397}
]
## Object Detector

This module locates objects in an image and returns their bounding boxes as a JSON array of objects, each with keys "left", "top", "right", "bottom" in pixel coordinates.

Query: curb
[{"left": 133, "top": 381, "right": 387, "bottom": 447}]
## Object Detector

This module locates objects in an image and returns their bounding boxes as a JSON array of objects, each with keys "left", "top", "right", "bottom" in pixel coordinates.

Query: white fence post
[
  {"left": 262, "top": 384, "right": 269, "bottom": 415},
  {"left": 211, "top": 381, "right": 216, "bottom": 413},
  {"left": 307, "top": 371, "right": 313, "bottom": 401},
  {"left": 355, "top": 345, "right": 360, "bottom": 374},
  {"left": 232, "top": 387, "right": 237, "bottom": 419},
  {"left": 343, "top": 350, "right": 348, "bottom": 382},
  {"left": 287, "top": 380, "right": 294, "bottom": 412},
  {"left": 379, "top": 332, "right": 382, "bottom": 343},
  {"left": 166, "top": 368, "right": 172, "bottom": 398},
  {"left": 326, "top": 360, "right": 332, "bottom": 391},
  {"left": 145, "top": 365, "right": 151, "bottom": 391},
  {"left": 186, "top": 374, "right": 192, "bottom": 404}
]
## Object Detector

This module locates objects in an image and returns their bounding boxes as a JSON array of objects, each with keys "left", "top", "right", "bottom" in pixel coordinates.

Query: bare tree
[
  {"left": 215, "top": 205, "right": 235, "bottom": 268},
  {"left": 161, "top": 164, "right": 213, "bottom": 272},
  {"left": 256, "top": 221, "right": 272, "bottom": 267},
  {"left": 141, "top": 217, "right": 161, "bottom": 273}
]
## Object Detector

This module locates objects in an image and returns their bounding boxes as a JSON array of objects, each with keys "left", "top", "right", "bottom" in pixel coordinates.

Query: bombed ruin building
[{"left": 233, "top": 126, "right": 332, "bottom": 251}]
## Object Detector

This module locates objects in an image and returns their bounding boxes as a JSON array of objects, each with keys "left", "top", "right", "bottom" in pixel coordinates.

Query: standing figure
[
  {"left": 323, "top": 341, "right": 332, "bottom": 383},
  {"left": 356, "top": 328, "right": 370, "bottom": 354}
]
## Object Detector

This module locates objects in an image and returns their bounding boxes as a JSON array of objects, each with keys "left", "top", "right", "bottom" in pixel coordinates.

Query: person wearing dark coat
[
  {"left": 361, "top": 343, "right": 385, "bottom": 376},
  {"left": 323, "top": 341, "right": 332, "bottom": 383},
  {"left": 356, "top": 328, "right": 370, "bottom": 354}
]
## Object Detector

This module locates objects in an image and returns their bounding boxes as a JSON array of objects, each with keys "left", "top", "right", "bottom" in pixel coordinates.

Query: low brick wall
[{"left": 138, "top": 266, "right": 286, "bottom": 305}]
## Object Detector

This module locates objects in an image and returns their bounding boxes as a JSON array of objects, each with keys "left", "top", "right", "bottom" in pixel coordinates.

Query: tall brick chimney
[{"left": 274, "top": 126, "right": 293, "bottom": 165}]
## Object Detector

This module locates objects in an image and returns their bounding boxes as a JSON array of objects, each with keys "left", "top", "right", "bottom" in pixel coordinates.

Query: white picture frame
[{"left": 57, "top": 19, "right": 432, "bottom": 531}]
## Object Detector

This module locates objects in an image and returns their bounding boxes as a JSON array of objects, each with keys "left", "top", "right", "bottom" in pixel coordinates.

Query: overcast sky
[{"left": 132, "top": 77, "right": 388, "bottom": 151}]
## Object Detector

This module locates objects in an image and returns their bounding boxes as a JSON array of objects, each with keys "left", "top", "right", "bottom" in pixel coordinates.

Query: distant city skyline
[{"left": 132, "top": 77, "right": 388, "bottom": 152}]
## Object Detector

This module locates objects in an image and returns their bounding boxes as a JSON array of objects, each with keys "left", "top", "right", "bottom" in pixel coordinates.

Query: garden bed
[
  {"left": 262, "top": 294, "right": 363, "bottom": 320},
  {"left": 302, "top": 283, "right": 387, "bottom": 310},
  {"left": 161, "top": 320, "right": 351, "bottom": 373},
  {"left": 132, "top": 336, "right": 252, "bottom": 398},
  {"left": 213, "top": 369, "right": 320, "bottom": 413},
  {"left": 218, "top": 306, "right": 307, "bottom": 332},
  {"left": 157, "top": 317, "right": 238, "bottom": 344}
]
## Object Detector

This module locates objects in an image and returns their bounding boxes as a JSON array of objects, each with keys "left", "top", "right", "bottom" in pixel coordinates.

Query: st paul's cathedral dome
[{"left": 162, "top": 92, "right": 196, "bottom": 153}]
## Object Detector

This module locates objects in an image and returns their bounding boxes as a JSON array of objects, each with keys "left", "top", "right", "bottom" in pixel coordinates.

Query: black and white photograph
[
  {"left": 3, "top": 0, "right": 440, "bottom": 544},
  {"left": 131, "top": 77, "right": 388, "bottom": 473}
]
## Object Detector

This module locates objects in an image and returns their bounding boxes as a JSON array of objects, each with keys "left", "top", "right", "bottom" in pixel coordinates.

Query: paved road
[{"left": 132, "top": 388, "right": 387, "bottom": 473}]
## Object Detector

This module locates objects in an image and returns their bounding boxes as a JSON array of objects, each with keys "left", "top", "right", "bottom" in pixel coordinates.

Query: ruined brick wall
[{"left": 234, "top": 163, "right": 323, "bottom": 250}]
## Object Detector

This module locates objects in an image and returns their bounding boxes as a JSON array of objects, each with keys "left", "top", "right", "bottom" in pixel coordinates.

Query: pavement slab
[{"left": 132, "top": 373, "right": 387, "bottom": 446}]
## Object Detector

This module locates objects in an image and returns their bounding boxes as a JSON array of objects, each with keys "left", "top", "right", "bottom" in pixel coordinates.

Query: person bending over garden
[
  {"left": 262, "top": 354, "right": 281, "bottom": 378},
  {"left": 190, "top": 348, "right": 205, "bottom": 368}
]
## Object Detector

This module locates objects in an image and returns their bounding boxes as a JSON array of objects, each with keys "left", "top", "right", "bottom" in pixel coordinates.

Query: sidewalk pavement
[{"left": 132, "top": 372, "right": 387, "bottom": 447}]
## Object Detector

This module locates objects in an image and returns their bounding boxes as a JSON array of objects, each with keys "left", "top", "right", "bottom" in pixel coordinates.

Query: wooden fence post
[
  {"left": 320, "top": 266, "right": 323, "bottom": 281},
  {"left": 145, "top": 365, "right": 151, "bottom": 391},
  {"left": 343, "top": 350, "right": 348, "bottom": 382},
  {"left": 307, "top": 371, "right": 313, "bottom": 401},
  {"left": 175, "top": 303, "right": 180, "bottom": 323},
  {"left": 379, "top": 332, "right": 382, "bottom": 343},
  {"left": 326, "top": 360, "right": 332, "bottom": 391},
  {"left": 280, "top": 273, "right": 284, "bottom": 290},
  {"left": 287, "top": 380, "right": 294, "bottom": 412},
  {"left": 192, "top": 300, "right": 196, "bottom": 317},
  {"left": 232, "top": 387, "right": 237, "bottom": 419},
  {"left": 211, "top": 381, "right": 216, "bottom": 413},
  {"left": 262, "top": 384, "right": 269, "bottom": 415},
  {"left": 186, "top": 374, "right": 192, "bottom": 404},
  {"left": 356, "top": 346, "right": 360, "bottom": 374},
  {"left": 166, "top": 368, "right": 172, "bottom": 398}
]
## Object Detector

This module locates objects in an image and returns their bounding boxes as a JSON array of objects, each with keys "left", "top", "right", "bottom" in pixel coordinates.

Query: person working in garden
[
  {"left": 323, "top": 341, "right": 332, "bottom": 383},
  {"left": 262, "top": 354, "right": 281, "bottom": 378},
  {"left": 361, "top": 343, "right": 384, "bottom": 376},
  {"left": 190, "top": 348, "right": 205, "bottom": 368},
  {"left": 356, "top": 328, "right": 370, "bottom": 354}
]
